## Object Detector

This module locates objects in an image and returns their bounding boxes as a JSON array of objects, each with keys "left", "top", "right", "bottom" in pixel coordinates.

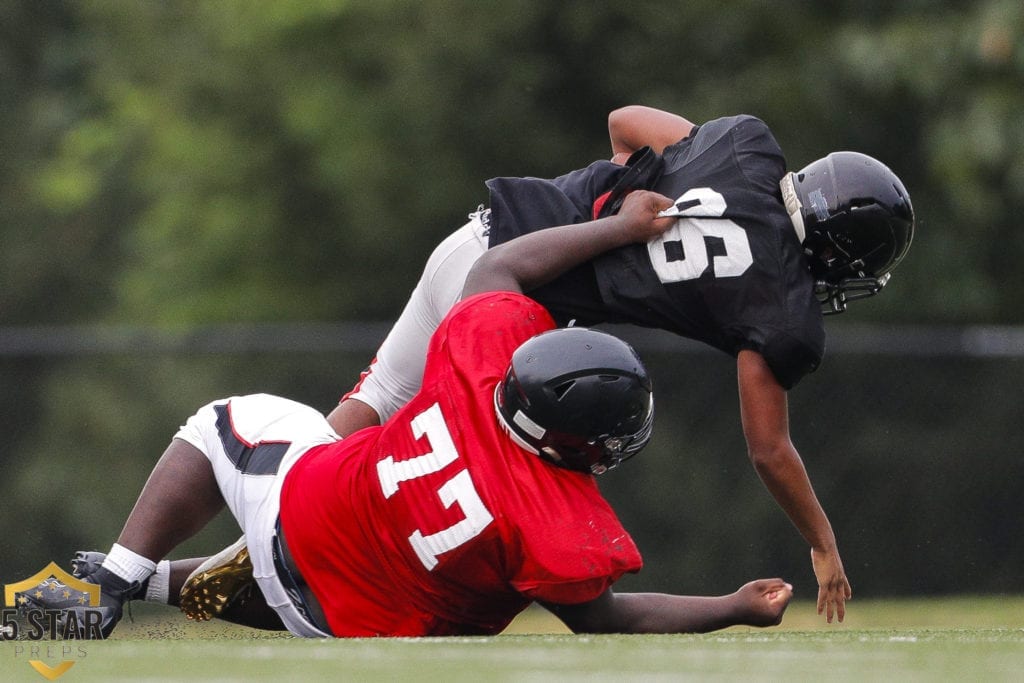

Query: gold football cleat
[{"left": 179, "top": 536, "right": 255, "bottom": 622}]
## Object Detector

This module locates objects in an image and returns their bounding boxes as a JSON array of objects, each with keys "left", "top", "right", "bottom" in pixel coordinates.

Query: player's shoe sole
[{"left": 179, "top": 536, "right": 254, "bottom": 622}]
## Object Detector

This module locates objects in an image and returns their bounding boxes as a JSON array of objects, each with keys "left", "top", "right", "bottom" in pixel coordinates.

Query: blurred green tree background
[{"left": 2, "top": 1, "right": 1022, "bottom": 602}]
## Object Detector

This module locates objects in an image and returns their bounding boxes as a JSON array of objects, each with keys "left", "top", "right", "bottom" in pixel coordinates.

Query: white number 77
[{"left": 376, "top": 403, "right": 494, "bottom": 570}]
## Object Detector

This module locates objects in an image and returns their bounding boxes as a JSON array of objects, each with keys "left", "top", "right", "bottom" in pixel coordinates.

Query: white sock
[
  {"left": 101, "top": 543, "right": 157, "bottom": 584},
  {"left": 144, "top": 560, "right": 171, "bottom": 604}
]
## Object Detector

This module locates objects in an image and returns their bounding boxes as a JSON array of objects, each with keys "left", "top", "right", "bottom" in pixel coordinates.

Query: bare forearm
[
  {"left": 751, "top": 444, "right": 837, "bottom": 552},
  {"left": 461, "top": 191, "right": 672, "bottom": 299},
  {"left": 608, "top": 105, "right": 695, "bottom": 157},
  {"left": 736, "top": 351, "right": 836, "bottom": 551},
  {"left": 463, "top": 217, "right": 626, "bottom": 296},
  {"left": 542, "top": 580, "right": 791, "bottom": 634},
  {"left": 587, "top": 593, "right": 740, "bottom": 634}
]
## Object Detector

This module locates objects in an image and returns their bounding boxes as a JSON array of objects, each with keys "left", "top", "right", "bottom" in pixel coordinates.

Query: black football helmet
[
  {"left": 780, "top": 151, "right": 915, "bottom": 314},
  {"left": 494, "top": 327, "right": 654, "bottom": 475}
]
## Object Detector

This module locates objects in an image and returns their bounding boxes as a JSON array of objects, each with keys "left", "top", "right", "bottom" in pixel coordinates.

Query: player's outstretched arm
[
  {"left": 736, "top": 349, "right": 852, "bottom": 623},
  {"left": 462, "top": 189, "right": 674, "bottom": 298},
  {"left": 541, "top": 579, "right": 792, "bottom": 634},
  {"left": 608, "top": 105, "right": 695, "bottom": 164}
]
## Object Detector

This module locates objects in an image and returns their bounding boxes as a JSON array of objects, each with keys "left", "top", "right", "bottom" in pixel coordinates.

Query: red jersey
[{"left": 280, "top": 292, "right": 642, "bottom": 636}]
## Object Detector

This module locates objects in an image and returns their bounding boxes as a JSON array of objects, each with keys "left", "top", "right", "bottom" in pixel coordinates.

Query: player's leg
[
  {"left": 327, "top": 212, "right": 488, "bottom": 435},
  {"left": 71, "top": 549, "right": 285, "bottom": 630},
  {"left": 117, "top": 394, "right": 334, "bottom": 636},
  {"left": 117, "top": 438, "right": 226, "bottom": 560},
  {"left": 33, "top": 394, "right": 336, "bottom": 637},
  {"left": 193, "top": 395, "right": 335, "bottom": 637},
  {"left": 27, "top": 437, "right": 227, "bottom": 637},
  {"left": 91, "top": 438, "right": 223, "bottom": 628}
]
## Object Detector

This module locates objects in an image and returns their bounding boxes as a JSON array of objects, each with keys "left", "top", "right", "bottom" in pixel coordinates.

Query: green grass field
[{"left": 3, "top": 597, "right": 1023, "bottom": 682}]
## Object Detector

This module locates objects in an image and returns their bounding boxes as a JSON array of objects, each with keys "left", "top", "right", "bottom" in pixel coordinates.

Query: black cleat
[{"left": 72, "top": 550, "right": 153, "bottom": 600}]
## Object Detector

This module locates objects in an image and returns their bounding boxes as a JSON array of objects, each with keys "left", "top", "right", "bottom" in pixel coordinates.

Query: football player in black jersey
[{"left": 326, "top": 106, "right": 914, "bottom": 624}]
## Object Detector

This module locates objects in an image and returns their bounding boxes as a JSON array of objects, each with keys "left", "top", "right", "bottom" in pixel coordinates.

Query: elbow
[
  {"left": 609, "top": 105, "right": 645, "bottom": 122},
  {"left": 462, "top": 248, "right": 520, "bottom": 298},
  {"left": 608, "top": 106, "right": 643, "bottom": 143},
  {"left": 746, "top": 439, "right": 796, "bottom": 474},
  {"left": 608, "top": 105, "right": 634, "bottom": 124}
]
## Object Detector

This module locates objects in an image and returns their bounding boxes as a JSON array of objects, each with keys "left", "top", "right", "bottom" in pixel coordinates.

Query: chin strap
[{"left": 815, "top": 273, "right": 890, "bottom": 315}]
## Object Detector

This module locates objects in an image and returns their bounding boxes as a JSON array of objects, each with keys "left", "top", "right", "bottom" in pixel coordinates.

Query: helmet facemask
[
  {"left": 533, "top": 393, "right": 654, "bottom": 475},
  {"left": 798, "top": 207, "right": 894, "bottom": 314}
]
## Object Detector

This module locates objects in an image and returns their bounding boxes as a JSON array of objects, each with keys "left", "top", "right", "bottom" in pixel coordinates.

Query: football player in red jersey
[
  {"left": 31, "top": 190, "right": 793, "bottom": 638},
  {"left": 327, "top": 106, "right": 914, "bottom": 625}
]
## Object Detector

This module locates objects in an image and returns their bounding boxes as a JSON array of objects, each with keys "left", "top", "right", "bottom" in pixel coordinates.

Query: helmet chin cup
[{"left": 815, "top": 273, "right": 890, "bottom": 315}]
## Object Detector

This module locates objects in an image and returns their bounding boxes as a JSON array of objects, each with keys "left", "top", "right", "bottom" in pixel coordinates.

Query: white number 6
[{"left": 648, "top": 188, "right": 753, "bottom": 282}]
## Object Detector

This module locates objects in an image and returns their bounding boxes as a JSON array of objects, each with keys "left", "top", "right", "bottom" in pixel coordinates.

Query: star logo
[
  {"left": 3, "top": 562, "right": 104, "bottom": 679},
  {"left": 4, "top": 563, "right": 99, "bottom": 612}
]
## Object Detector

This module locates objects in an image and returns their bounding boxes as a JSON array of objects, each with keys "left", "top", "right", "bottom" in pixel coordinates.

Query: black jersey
[{"left": 486, "top": 116, "right": 823, "bottom": 389}]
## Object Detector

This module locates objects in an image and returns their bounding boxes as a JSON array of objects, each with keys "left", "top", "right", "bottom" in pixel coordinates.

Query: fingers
[
  {"left": 751, "top": 577, "right": 790, "bottom": 593},
  {"left": 817, "top": 587, "right": 848, "bottom": 623},
  {"left": 765, "top": 585, "right": 793, "bottom": 604},
  {"left": 648, "top": 191, "right": 675, "bottom": 214},
  {"left": 835, "top": 578, "right": 851, "bottom": 622},
  {"left": 810, "top": 548, "right": 851, "bottom": 624},
  {"left": 621, "top": 189, "right": 674, "bottom": 215},
  {"left": 617, "top": 191, "right": 676, "bottom": 242},
  {"left": 816, "top": 588, "right": 831, "bottom": 622},
  {"left": 745, "top": 578, "right": 793, "bottom": 606}
]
